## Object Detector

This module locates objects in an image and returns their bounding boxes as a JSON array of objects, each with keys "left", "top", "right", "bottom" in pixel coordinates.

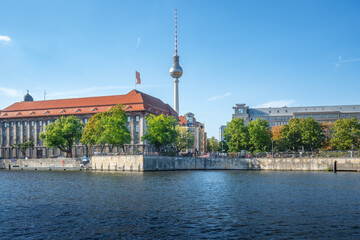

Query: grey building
[
  {"left": 232, "top": 103, "right": 360, "bottom": 127},
  {"left": 219, "top": 125, "right": 226, "bottom": 141}
]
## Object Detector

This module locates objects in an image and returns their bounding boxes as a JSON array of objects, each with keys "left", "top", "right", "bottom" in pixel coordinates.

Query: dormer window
[
  {"left": 92, "top": 108, "right": 97, "bottom": 112},
  {"left": 29, "top": 112, "right": 35, "bottom": 115},
  {"left": 2, "top": 113, "right": 7, "bottom": 117},
  {"left": 75, "top": 109, "right": 81, "bottom": 113},
  {"left": 16, "top": 112, "right": 21, "bottom": 116},
  {"left": 44, "top": 111, "right": 49, "bottom": 114},
  {"left": 126, "top": 106, "right": 132, "bottom": 110},
  {"left": 60, "top": 110, "right": 66, "bottom": 113}
]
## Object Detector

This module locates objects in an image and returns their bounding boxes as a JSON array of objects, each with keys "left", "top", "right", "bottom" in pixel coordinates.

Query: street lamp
[{"left": 271, "top": 140, "right": 274, "bottom": 158}]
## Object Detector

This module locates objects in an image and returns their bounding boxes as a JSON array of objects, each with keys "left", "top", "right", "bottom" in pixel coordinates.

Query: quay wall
[
  {"left": 0, "top": 158, "right": 83, "bottom": 171},
  {"left": 91, "top": 156, "right": 360, "bottom": 172},
  {"left": 2, "top": 156, "right": 359, "bottom": 171}
]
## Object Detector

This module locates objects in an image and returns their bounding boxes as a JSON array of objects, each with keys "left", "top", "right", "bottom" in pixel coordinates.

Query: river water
[{"left": 0, "top": 170, "right": 359, "bottom": 239}]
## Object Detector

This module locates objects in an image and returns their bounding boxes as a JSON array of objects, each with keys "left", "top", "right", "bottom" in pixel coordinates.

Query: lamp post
[{"left": 271, "top": 140, "right": 274, "bottom": 158}]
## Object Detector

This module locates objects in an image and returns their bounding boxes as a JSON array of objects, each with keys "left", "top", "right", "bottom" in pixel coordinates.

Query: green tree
[
  {"left": 331, "top": 118, "right": 360, "bottom": 150},
  {"left": 11, "top": 138, "right": 34, "bottom": 158},
  {"left": 217, "top": 140, "right": 229, "bottom": 153},
  {"left": 142, "top": 114, "right": 178, "bottom": 151},
  {"left": 174, "top": 126, "right": 194, "bottom": 153},
  {"left": 102, "top": 105, "right": 131, "bottom": 152},
  {"left": 81, "top": 113, "right": 104, "bottom": 156},
  {"left": 280, "top": 118, "right": 303, "bottom": 151},
  {"left": 207, "top": 136, "right": 219, "bottom": 152},
  {"left": 301, "top": 117, "right": 324, "bottom": 151},
  {"left": 81, "top": 105, "right": 131, "bottom": 155},
  {"left": 40, "top": 116, "right": 83, "bottom": 158},
  {"left": 224, "top": 118, "right": 249, "bottom": 152},
  {"left": 247, "top": 119, "right": 271, "bottom": 153}
]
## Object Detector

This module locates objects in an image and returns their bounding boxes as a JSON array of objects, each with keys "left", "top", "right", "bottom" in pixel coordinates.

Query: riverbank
[
  {"left": 0, "top": 158, "right": 85, "bottom": 171},
  {"left": 91, "top": 155, "right": 360, "bottom": 172},
  {"left": 1, "top": 156, "right": 360, "bottom": 172}
]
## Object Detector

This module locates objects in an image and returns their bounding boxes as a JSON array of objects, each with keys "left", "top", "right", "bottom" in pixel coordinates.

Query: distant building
[
  {"left": 219, "top": 125, "right": 226, "bottom": 141},
  {"left": 178, "top": 112, "right": 207, "bottom": 155},
  {"left": 232, "top": 103, "right": 360, "bottom": 127},
  {"left": 0, "top": 90, "right": 177, "bottom": 159}
]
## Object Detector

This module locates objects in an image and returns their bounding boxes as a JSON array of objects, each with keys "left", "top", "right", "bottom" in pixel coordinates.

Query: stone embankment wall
[
  {"left": 0, "top": 158, "right": 84, "bottom": 170},
  {"left": 91, "top": 156, "right": 360, "bottom": 172}
]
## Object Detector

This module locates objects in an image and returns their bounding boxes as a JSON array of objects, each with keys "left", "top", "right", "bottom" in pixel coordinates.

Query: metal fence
[{"left": 208, "top": 151, "right": 360, "bottom": 159}]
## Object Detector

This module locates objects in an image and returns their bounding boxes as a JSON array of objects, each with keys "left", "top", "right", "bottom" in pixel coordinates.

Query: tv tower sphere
[{"left": 169, "top": 55, "right": 183, "bottom": 79}]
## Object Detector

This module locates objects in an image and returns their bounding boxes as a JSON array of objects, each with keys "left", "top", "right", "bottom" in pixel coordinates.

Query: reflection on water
[{"left": 0, "top": 170, "right": 359, "bottom": 239}]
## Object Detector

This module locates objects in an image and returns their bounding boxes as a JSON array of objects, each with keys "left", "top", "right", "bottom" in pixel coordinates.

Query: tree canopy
[
  {"left": 207, "top": 136, "right": 219, "bottom": 152},
  {"left": 247, "top": 119, "right": 271, "bottom": 153},
  {"left": 81, "top": 105, "right": 131, "bottom": 154},
  {"left": 331, "top": 118, "right": 360, "bottom": 150},
  {"left": 224, "top": 118, "right": 249, "bottom": 152},
  {"left": 142, "top": 114, "right": 178, "bottom": 151},
  {"left": 40, "top": 116, "right": 83, "bottom": 157},
  {"left": 11, "top": 138, "right": 34, "bottom": 157},
  {"left": 174, "top": 125, "right": 194, "bottom": 153}
]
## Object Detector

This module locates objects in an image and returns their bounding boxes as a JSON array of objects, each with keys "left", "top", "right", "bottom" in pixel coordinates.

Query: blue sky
[{"left": 0, "top": 0, "right": 359, "bottom": 138}]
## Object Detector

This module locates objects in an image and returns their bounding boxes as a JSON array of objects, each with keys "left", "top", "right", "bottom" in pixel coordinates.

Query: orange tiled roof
[
  {"left": 0, "top": 90, "right": 177, "bottom": 119},
  {"left": 178, "top": 115, "right": 198, "bottom": 126}
]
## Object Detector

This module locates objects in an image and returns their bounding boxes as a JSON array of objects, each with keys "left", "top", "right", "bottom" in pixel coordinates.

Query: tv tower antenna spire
[
  {"left": 169, "top": 8, "right": 183, "bottom": 114},
  {"left": 175, "top": 8, "right": 178, "bottom": 56}
]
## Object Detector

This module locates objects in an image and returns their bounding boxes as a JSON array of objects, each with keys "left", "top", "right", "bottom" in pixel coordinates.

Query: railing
[{"left": 208, "top": 151, "right": 360, "bottom": 159}]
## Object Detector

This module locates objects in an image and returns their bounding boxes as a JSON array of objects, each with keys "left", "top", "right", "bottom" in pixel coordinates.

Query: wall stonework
[
  {"left": 91, "top": 156, "right": 360, "bottom": 172},
  {"left": 2, "top": 156, "right": 359, "bottom": 172},
  {"left": 0, "top": 158, "right": 83, "bottom": 170}
]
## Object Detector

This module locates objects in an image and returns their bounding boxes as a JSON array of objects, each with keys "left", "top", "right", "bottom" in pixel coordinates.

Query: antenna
[{"left": 175, "top": 8, "right": 177, "bottom": 55}]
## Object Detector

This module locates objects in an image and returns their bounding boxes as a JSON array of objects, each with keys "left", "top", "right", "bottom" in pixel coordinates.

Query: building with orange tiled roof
[
  {"left": 178, "top": 112, "right": 207, "bottom": 155},
  {"left": 0, "top": 89, "right": 177, "bottom": 159}
]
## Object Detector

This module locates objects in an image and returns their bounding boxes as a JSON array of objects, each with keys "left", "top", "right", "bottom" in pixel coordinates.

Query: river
[{"left": 0, "top": 170, "right": 359, "bottom": 239}]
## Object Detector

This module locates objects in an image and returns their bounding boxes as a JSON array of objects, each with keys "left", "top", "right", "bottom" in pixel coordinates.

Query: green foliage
[
  {"left": 218, "top": 140, "right": 229, "bottom": 153},
  {"left": 81, "top": 105, "right": 131, "bottom": 154},
  {"left": 40, "top": 116, "right": 83, "bottom": 157},
  {"left": 331, "top": 118, "right": 360, "bottom": 150},
  {"left": 102, "top": 105, "right": 131, "bottom": 152},
  {"left": 207, "top": 136, "right": 219, "bottom": 152},
  {"left": 142, "top": 114, "right": 178, "bottom": 151},
  {"left": 274, "top": 117, "right": 325, "bottom": 151},
  {"left": 224, "top": 118, "right": 249, "bottom": 152},
  {"left": 301, "top": 117, "right": 324, "bottom": 151},
  {"left": 11, "top": 138, "right": 34, "bottom": 157},
  {"left": 174, "top": 126, "right": 194, "bottom": 153},
  {"left": 247, "top": 119, "right": 271, "bottom": 153}
]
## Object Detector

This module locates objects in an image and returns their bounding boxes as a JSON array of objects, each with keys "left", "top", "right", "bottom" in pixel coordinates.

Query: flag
[{"left": 136, "top": 71, "right": 141, "bottom": 84}]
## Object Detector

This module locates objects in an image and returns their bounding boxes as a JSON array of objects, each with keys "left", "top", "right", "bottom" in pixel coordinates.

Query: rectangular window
[
  {"left": 31, "top": 121, "right": 34, "bottom": 126},
  {"left": 17, "top": 122, "right": 20, "bottom": 127},
  {"left": 24, "top": 122, "right": 27, "bottom": 126},
  {"left": 10, "top": 122, "right": 14, "bottom": 127},
  {"left": 136, "top": 125, "right": 139, "bottom": 133},
  {"left": 127, "top": 116, "right": 131, "bottom": 122},
  {"left": 4, "top": 122, "right": 7, "bottom": 128},
  {"left": 313, "top": 114, "right": 319, "bottom": 118},
  {"left": 39, "top": 121, "right": 42, "bottom": 126},
  {"left": 321, "top": 114, "right": 329, "bottom": 118},
  {"left": 238, "top": 109, "right": 243, "bottom": 114},
  {"left": 136, "top": 116, "right": 139, "bottom": 122}
]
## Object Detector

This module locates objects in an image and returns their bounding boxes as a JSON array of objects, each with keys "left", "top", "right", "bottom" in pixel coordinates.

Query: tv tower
[{"left": 169, "top": 8, "right": 183, "bottom": 114}]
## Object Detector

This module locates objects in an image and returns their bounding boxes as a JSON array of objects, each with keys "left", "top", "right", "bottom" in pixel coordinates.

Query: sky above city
[{"left": 0, "top": 0, "right": 360, "bottom": 138}]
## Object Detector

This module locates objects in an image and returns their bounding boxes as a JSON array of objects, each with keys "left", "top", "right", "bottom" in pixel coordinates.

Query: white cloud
[
  {"left": 335, "top": 56, "right": 360, "bottom": 67},
  {"left": 0, "top": 87, "right": 22, "bottom": 97},
  {"left": 255, "top": 100, "right": 296, "bottom": 108},
  {"left": 207, "top": 92, "right": 231, "bottom": 102},
  {"left": 134, "top": 37, "right": 141, "bottom": 49},
  {"left": 0, "top": 35, "right": 11, "bottom": 42}
]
